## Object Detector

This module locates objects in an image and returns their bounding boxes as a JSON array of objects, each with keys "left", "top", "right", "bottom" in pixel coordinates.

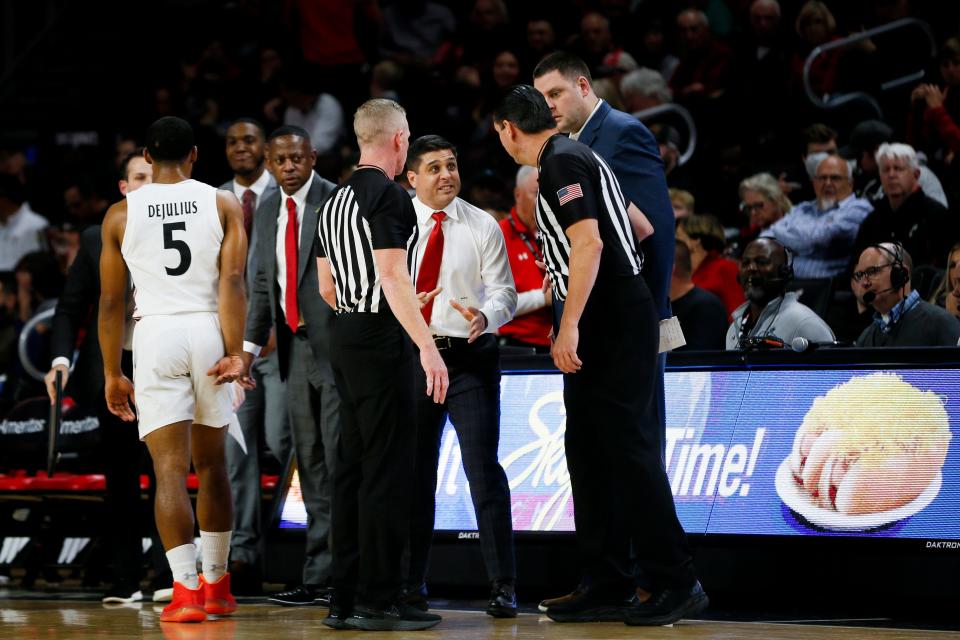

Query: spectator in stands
[
  {"left": 671, "top": 9, "right": 733, "bottom": 101},
  {"left": 0, "top": 173, "right": 47, "bottom": 271},
  {"left": 620, "top": 68, "right": 672, "bottom": 114},
  {"left": 3, "top": 252, "right": 63, "bottom": 403},
  {"left": 854, "top": 243, "right": 960, "bottom": 347},
  {"left": 670, "top": 188, "right": 695, "bottom": 220},
  {"left": 676, "top": 214, "right": 745, "bottom": 315},
  {"left": 63, "top": 178, "right": 109, "bottom": 227},
  {"left": 910, "top": 38, "right": 960, "bottom": 158},
  {"left": 654, "top": 124, "right": 695, "bottom": 192},
  {"left": 731, "top": 172, "right": 791, "bottom": 255},
  {"left": 727, "top": 238, "right": 835, "bottom": 350},
  {"left": 573, "top": 12, "right": 617, "bottom": 75},
  {"left": 457, "top": 0, "right": 514, "bottom": 73},
  {"left": 280, "top": 71, "right": 344, "bottom": 156},
  {"left": 0, "top": 273, "right": 15, "bottom": 379},
  {"left": 781, "top": 123, "right": 838, "bottom": 203},
  {"left": 498, "top": 166, "right": 551, "bottom": 352},
  {"left": 840, "top": 119, "right": 948, "bottom": 207},
  {"left": 369, "top": 60, "right": 404, "bottom": 101},
  {"left": 791, "top": 1, "right": 841, "bottom": 98},
  {"left": 379, "top": 0, "right": 456, "bottom": 68},
  {"left": 851, "top": 143, "right": 956, "bottom": 269},
  {"left": 634, "top": 20, "right": 680, "bottom": 82},
  {"left": 732, "top": 0, "right": 791, "bottom": 153},
  {"left": 910, "top": 38, "right": 960, "bottom": 209},
  {"left": 522, "top": 16, "right": 557, "bottom": 71},
  {"left": 761, "top": 155, "right": 873, "bottom": 279},
  {"left": 670, "top": 240, "right": 727, "bottom": 351},
  {"left": 929, "top": 242, "right": 960, "bottom": 317}
]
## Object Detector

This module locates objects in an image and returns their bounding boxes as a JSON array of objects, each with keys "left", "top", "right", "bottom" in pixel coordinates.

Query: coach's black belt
[{"left": 433, "top": 335, "right": 469, "bottom": 350}]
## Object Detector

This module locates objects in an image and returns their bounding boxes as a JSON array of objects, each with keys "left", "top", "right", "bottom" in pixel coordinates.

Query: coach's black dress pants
[{"left": 406, "top": 334, "right": 515, "bottom": 588}]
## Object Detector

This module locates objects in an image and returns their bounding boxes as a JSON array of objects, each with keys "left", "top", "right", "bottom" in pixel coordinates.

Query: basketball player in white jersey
[{"left": 99, "top": 116, "right": 248, "bottom": 624}]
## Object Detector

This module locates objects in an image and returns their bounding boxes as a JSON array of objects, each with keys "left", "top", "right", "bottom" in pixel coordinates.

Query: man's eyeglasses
[
  {"left": 814, "top": 174, "right": 847, "bottom": 183},
  {"left": 740, "top": 201, "right": 766, "bottom": 213},
  {"left": 852, "top": 263, "right": 892, "bottom": 282}
]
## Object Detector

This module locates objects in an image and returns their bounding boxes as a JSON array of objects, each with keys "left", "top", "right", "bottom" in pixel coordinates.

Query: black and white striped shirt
[
  {"left": 316, "top": 167, "right": 418, "bottom": 314},
  {"left": 536, "top": 134, "right": 643, "bottom": 301}
]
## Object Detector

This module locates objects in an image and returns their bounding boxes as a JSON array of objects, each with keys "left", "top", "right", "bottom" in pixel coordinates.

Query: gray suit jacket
[
  {"left": 244, "top": 173, "right": 337, "bottom": 382},
  {"left": 219, "top": 176, "right": 279, "bottom": 290}
]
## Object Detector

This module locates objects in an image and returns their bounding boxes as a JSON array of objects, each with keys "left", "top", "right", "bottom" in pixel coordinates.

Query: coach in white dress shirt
[{"left": 403, "top": 135, "right": 520, "bottom": 618}]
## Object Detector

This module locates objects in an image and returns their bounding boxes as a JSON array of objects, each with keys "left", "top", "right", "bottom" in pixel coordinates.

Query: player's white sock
[
  {"left": 199, "top": 530, "right": 231, "bottom": 583},
  {"left": 166, "top": 543, "right": 199, "bottom": 589}
]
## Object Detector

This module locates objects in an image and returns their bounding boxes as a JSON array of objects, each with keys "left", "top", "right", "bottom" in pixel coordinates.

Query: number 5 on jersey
[{"left": 163, "top": 222, "right": 192, "bottom": 276}]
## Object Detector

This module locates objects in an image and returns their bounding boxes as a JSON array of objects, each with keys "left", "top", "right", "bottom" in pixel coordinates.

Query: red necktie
[
  {"left": 284, "top": 197, "right": 300, "bottom": 333},
  {"left": 241, "top": 189, "right": 255, "bottom": 239},
  {"left": 416, "top": 211, "right": 446, "bottom": 324}
]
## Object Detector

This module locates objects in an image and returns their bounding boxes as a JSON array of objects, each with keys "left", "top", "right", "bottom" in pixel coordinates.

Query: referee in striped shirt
[
  {"left": 493, "top": 85, "right": 706, "bottom": 627},
  {"left": 315, "top": 98, "right": 447, "bottom": 632}
]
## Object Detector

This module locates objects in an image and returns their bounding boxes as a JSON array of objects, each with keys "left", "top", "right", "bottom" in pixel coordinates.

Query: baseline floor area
[{"left": 0, "top": 599, "right": 958, "bottom": 640}]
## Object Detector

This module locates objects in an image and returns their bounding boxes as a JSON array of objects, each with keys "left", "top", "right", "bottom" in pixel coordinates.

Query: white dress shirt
[
  {"left": 0, "top": 203, "right": 48, "bottom": 270},
  {"left": 242, "top": 174, "right": 313, "bottom": 357},
  {"left": 569, "top": 99, "right": 604, "bottom": 141},
  {"left": 409, "top": 196, "right": 517, "bottom": 338},
  {"left": 230, "top": 168, "right": 273, "bottom": 207}
]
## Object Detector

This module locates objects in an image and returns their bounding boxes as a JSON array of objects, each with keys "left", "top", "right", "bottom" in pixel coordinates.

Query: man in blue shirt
[{"left": 761, "top": 155, "right": 873, "bottom": 279}]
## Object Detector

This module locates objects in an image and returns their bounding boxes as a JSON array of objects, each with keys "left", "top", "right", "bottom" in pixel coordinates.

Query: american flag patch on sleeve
[{"left": 556, "top": 183, "right": 583, "bottom": 206}]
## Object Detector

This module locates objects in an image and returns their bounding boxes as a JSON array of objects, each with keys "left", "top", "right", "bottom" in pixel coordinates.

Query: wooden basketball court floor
[{"left": 1, "top": 598, "right": 958, "bottom": 640}]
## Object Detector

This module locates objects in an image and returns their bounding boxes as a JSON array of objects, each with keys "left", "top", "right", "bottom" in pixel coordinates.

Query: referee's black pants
[
  {"left": 406, "top": 334, "right": 515, "bottom": 588},
  {"left": 328, "top": 313, "right": 416, "bottom": 608},
  {"left": 563, "top": 274, "right": 695, "bottom": 593}
]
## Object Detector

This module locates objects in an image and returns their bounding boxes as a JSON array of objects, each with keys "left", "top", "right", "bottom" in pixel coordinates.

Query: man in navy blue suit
[{"left": 533, "top": 51, "right": 676, "bottom": 614}]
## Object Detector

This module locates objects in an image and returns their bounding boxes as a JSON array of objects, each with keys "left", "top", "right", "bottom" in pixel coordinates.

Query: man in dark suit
[
  {"left": 533, "top": 51, "right": 675, "bottom": 612},
  {"left": 218, "top": 118, "right": 288, "bottom": 595},
  {"left": 239, "top": 125, "right": 339, "bottom": 606},
  {"left": 44, "top": 151, "right": 170, "bottom": 603}
]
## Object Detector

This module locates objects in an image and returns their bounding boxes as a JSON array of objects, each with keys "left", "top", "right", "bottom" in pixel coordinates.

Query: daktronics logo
[
  {"left": 926, "top": 540, "right": 960, "bottom": 550},
  {"left": 458, "top": 532, "right": 479, "bottom": 540}
]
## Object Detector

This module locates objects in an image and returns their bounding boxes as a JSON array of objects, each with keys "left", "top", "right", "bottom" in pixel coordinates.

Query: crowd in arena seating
[{"left": 3, "top": 0, "right": 960, "bottom": 411}]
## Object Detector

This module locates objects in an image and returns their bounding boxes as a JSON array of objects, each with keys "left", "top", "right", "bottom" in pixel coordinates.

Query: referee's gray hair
[
  {"left": 875, "top": 142, "right": 919, "bottom": 171},
  {"left": 515, "top": 165, "right": 538, "bottom": 188},
  {"left": 620, "top": 68, "right": 672, "bottom": 103},
  {"left": 354, "top": 99, "right": 407, "bottom": 147}
]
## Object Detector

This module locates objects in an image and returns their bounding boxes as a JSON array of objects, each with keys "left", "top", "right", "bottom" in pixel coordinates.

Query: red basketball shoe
[
  {"left": 202, "top": 573, "right": 237, "bottom": 616},
  {"left": 159, "top": 581, "right": 207, "bottom": 623}
]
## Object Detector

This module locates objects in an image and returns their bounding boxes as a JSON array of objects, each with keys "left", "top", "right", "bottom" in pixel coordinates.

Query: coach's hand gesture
[
  {"left": 449, "top": 300, "right": 487, "bottom": 342},
  {"left": 416, "top": 286, "right": 442, "bottom": 308},
  {"left": 105, "top": 374, "right": 136, "bottom": 422},
  {"left": 208, "top": 354, "right": 245, "bottom": 385}
]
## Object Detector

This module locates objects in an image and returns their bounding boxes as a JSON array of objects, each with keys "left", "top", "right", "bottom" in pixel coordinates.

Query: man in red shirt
[{"left": 498, "top": 166, "right": 552, "bottom": 351}]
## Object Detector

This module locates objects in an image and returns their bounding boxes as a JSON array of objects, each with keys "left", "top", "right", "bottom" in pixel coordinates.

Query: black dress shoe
[
  {"left": 399, "top": 583, "right": 429, "bottom": 612},
  {"left": 538, "top": 582, "right": 588, "bottom": 612},
  {"left": 268, "top": 584, "right": 330, "bottom": 606},
  {"left": 486, "top": 580, "right": 517, "bottom": 618},
  {"left": 624, "top": 581, "right": 708, "bottom": 626},
  {"left": 322, "top": 589, "right": 355, "bottom": 630},
  {"left": 545, "top": 585, "right": 638, "bottom": 623},
  {"left": 229, "top": 560, "right": 263, "bottom": 596},
  {"left": 344, "top": 601, "right": 442, "bottom": 631}
]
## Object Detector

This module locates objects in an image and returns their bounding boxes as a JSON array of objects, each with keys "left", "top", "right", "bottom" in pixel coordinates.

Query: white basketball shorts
[{"left": 132, "top": 312, "right": 232, "bottom": 439}]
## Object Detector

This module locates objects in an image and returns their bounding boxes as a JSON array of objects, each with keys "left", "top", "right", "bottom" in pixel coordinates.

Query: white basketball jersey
[{"left": 122, "top": 179, "right": 223, "bottom": 318}]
